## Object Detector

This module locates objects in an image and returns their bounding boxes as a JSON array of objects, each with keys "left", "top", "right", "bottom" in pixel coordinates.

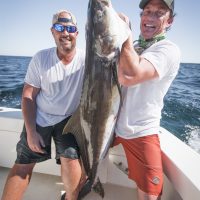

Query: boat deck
[{"left": 0, "top": 166, "right": 136, "bottom": 200}]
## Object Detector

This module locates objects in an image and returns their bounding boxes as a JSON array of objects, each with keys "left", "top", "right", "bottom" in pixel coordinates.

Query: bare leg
[
  {"left": 1, "top": 163, "right": 35, "bottom": 200},
  {"left": 60, "top": 157, "right": 83, "bottom": 200},
  {"left": 137, "top": 187, "right": 161, "bottom": 200}
]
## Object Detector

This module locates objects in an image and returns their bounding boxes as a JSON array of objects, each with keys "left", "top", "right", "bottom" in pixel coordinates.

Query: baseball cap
[
  {"left": 52, "top": 10, "right": 77, "bottom": 26},
  {"left": 139, "top": 0, "right": 174, "bottom": 12}
]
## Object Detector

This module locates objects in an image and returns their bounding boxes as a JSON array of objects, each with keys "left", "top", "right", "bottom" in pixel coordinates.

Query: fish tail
[
  {"left": 78, "top": 177, "right": 104, "bottom": 199},
  {"left": 93, "top": 177, "right": 104, "bottom": 198},
  {"left": 78, "top": 179, "right": 92, "bottom": 200}
]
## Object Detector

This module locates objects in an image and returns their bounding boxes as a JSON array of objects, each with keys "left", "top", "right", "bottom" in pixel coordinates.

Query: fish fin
[
  {"left": 62, "top": 109, "right": 90, "bottom": 174},
  {"left": 62, "top": 109, "right": 81, "bottom": 137},
  {"left": 92, "top": 177, "right": 104, "bottom": 198},
  {"left": 78, "top": 177, "right": 104, "bottom": 199}
]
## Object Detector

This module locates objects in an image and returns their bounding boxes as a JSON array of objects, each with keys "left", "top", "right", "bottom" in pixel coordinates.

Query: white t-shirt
[
  {"left": 24, "top": 47, "right": 85, "bottom": 127},
  {"left": 115, "top": 39, "right": 181, "bottom": 139}
]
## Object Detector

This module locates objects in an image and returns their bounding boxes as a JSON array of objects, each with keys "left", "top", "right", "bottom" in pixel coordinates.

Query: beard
[{"left": 57, "top": 36, "right": 76, "bottom": 53}]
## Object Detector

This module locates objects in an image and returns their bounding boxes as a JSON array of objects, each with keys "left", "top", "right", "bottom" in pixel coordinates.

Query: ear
[
  {"left": 167, "top": 17, "right": 173, "bottom": 27},
  {"left": 51, "top": 27, "right": 54, "bottom": 35},
  {"left": 75, "top": 31, "right": 79, "bottom": 36}
]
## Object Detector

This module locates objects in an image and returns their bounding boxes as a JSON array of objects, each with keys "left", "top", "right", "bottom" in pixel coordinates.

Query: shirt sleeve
[
  {"left": 141, "top": 41, "right": 181, "bottom": 80},
  {"left": 24, "top": 52, "right": 41, "bottom": 88}
]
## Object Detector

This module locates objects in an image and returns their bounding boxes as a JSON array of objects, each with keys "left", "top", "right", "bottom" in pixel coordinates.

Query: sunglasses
[
  {"left": 53, "top": 23, "right": 77, "bottom": 33},
  {"left": 141, "top": 10, "right": 168, "bottom": 18}
]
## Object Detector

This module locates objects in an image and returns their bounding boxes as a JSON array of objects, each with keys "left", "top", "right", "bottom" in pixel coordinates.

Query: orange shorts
[{"left": 113, "top": 134, "right": 163, "bottom": 196}]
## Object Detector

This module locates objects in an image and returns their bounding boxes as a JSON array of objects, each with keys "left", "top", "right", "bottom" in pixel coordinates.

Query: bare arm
[
  {"left": 22, "top": 83, "right": 45, "bottom": 153},
  {"left": 118, "top": 19, "right": 159, "bottom": 86}
]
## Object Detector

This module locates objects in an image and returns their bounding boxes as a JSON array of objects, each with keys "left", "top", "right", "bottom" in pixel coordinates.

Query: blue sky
[{"left": 0, "top": 0, "right": 199, "bottom": 63}]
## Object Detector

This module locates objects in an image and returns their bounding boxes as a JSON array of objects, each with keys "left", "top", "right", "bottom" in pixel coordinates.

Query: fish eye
[{"left": 94, "top": 10, "right": 104, "bottom": 23}]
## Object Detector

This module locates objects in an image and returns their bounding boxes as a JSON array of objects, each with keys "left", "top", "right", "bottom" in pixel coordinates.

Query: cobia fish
[{"left": 62, "top": 0, "right": 130, "bottom": 198}]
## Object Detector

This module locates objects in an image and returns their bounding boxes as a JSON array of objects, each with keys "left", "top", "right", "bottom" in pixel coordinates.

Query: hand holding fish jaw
[
  {"left": 118, "top": 12, "right": 132, "bottom": 29},
  {"left": 97, "top": 0, "right": 110, "bottom": 5},
  {"left": 92, "top": 0, "right": 131, "bottom": 57}
]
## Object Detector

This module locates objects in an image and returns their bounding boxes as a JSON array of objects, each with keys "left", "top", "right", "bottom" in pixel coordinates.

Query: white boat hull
[{"left": 0, "top": 107, "right": 200, "bottom": 199}]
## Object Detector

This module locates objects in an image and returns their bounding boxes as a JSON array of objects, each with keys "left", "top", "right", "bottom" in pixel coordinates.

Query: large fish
[{"left": 63, "top": 0, "right": 130, "bottom": 198}]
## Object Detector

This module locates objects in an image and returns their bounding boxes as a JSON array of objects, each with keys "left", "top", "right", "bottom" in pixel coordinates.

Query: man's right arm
[
  {"left": 118, "top": 35, "right": 159, "bottom": 87},
  {"left": 22, "top": 83, "right": 45, "bottom": 153},
  {"left": 117, "top": 13, "right": 159, "bottom": 87}
]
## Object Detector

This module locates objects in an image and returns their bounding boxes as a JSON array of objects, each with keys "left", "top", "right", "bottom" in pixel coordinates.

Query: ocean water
[
  {"left": 0, "top": 55, "right": 200, "bottom": 154},
  {"left": 0, "top": 56, "right": 30, "bottom": 108}
]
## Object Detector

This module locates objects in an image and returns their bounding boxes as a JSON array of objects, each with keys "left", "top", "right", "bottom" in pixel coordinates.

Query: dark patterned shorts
[{"left": 15, "top": 116, "right": 80, "bottom": 164}]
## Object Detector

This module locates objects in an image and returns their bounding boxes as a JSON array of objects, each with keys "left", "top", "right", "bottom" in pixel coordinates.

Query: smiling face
[
  {"left": 51, "top": 12, "right": 78, "bottom": 54},
  {"left": 140, "top": 0, "right": 173, "bottom": 40}
]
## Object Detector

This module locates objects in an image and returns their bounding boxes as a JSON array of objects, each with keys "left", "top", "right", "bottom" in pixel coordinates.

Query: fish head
[{"left": 87, "top": 0, "right": 131, "bottom": 58}]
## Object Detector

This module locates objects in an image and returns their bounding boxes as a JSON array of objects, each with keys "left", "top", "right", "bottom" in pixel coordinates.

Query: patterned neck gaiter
[{"left": 134, "top": 33, "right": 166, "bottom": 55}]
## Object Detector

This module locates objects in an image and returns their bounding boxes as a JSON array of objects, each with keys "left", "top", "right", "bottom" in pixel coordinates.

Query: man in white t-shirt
[
  {"left": 114, "top": 0, "right": 181, "bottom": 199},
  {"left": 2, "top": 10, "right": 85, "bottom": 200}
]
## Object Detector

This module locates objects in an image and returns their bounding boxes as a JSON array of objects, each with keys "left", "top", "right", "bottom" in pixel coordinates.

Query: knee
[
  {"left": 60, "top": 157, "right": 80, "bottom": 169},
  {"left": 60, "top": 156, "right": 79, "bottom": 164},
  {"left": 11, "top": 163, "right": 35, "bottom": 179}
]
